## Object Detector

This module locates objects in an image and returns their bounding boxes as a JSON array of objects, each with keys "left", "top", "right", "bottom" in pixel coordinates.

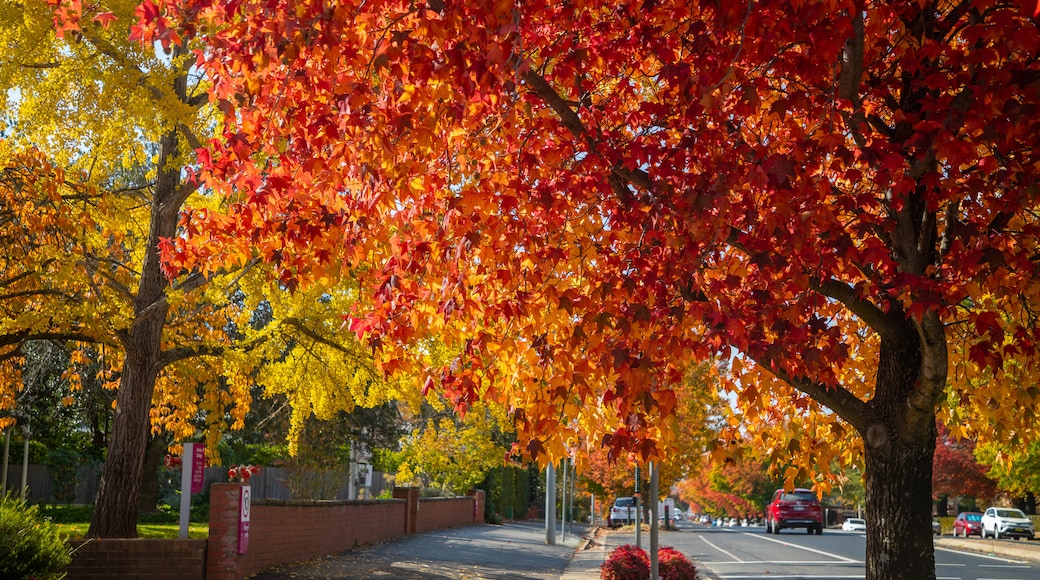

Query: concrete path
[{"left": 249, "top": 520, "right": 599, "bottom": 579}]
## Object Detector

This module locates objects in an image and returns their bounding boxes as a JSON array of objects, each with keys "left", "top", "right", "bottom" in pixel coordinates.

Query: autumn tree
[
  {"left": 0, "top": 3, "right": 237, "bottom": 535},
  {"left": 80, "top": 1, "right": 1040, "bottom": 578},
  {"left": 975, "top": 441, "right": 1040, "bottom": 505},
  {"left": 2, "top": 3, "right": 392, "bottom": 537},
  {"left": 933, "top": 424, "right": 996, "bottom": 512},
  {"left": 396, "top": 401, "right": 508, "bottom": 495},
  {"left": 581, "top": 358, "right": 725, "bottom": 508},
  {"left": 676, "top": 471, "right": 759, "bottom": 520}
]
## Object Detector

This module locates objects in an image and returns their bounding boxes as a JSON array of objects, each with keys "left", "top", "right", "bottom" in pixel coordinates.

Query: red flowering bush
[
  {"left": 601, "top": 544, "right": 649, "bottom": 580},
  {"left": 228, "top": 464, "right": 262, "bottom": 483},
  {"left": 658, "top": 547, "right": 697, "bottom": 580},
  {"left": 601, "top": 545, "right": 697, "bottom": 580}
]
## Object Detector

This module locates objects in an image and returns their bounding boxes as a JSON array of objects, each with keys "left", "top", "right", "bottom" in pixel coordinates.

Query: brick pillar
[
  {"left": 468, "top": 489, "right": 485, "bottom": 523},
  {"left": 207, "top": 483, "right": 244, "bottom": 580},
  {"left": 394, "top": 487, "right": 419, "bottom": 535}
]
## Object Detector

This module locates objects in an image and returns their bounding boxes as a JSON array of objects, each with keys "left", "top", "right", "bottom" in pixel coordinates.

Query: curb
[{"left": 937, "top": 536, "right": 1040, "bottom": 562}]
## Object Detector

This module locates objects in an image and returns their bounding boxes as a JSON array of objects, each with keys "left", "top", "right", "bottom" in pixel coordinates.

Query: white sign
[{"left": 238, "top": 485, "right": 251, "bottom": 554}]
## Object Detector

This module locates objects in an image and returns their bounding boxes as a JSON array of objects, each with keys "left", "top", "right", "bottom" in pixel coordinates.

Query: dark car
[
  {"left": 953, "top": 512, "right": 983, "bottom": 537},
  {"left": 765, "top": 488, "right": 823, "bottom": 535}
]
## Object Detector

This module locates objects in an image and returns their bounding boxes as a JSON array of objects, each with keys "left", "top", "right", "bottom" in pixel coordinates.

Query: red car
[
  {"left": 765, "top": 488, "right": 824, "bottom": 535},
  {"left": 952, "top": 512, "right": 983, "bottom": 537}
]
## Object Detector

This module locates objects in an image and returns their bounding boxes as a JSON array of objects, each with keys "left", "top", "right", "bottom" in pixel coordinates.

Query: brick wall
[
  {"left": 65, "top": 484, "right": 484, "bottom": 580},
  {"left": 415, "top": 494, "right": 482, "bottom": 533},
  {"left": 207, "top": 483, "right": 408, "bottom": 579},
  {"left": 65, "top": 538, "right": 206, "bottom": 580}
]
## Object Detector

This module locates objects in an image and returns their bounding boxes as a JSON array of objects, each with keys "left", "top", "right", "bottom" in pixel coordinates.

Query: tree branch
[
  {"left": 808, "top": 276, "right": 905, "bottom": 342},
  {"left": 522, "top": 69, "right": 655, "bottom": 193},
  {"left": 751, "top": 357, "right": 870, "bottom": 434},
  {"left": 282, "top": 317, "right": 371, "bottom": 363}
]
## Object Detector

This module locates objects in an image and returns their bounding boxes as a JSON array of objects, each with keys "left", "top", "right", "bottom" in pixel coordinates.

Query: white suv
[
  {"left": 609, "top": 497, "right": 637, "bottom": 527},
  {"left": 981, "top": 507, "right": 1034, "bottom": 540}
]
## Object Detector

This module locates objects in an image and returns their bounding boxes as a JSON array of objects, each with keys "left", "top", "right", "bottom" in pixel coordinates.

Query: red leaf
[{"left": 92, "top": 11, "right": 117, "bottom": 29}]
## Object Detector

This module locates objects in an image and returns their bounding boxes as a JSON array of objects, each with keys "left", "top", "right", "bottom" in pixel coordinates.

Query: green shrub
[{"left": 0, "top": 494, "right": 71, "bottom": 580}]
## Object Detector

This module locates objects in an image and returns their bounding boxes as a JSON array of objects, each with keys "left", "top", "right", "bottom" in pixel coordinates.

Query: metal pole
[
  {"left": 635, "top": 465, "right": 642, "bottom": 549},
  {"left": 635, "top": 496, "right": 642, "bottom": 548},
  {"left": 179, "top": 443, "right": 194, "bottom": 539},
  {"left": 2, "top": 428, "right": 10, "bottom": 494},
  {"left": 569, "top": 460, "right": 575, "bottom": 534},
  {"left": 650, "top": 461, "right": 659, "bottom": 580},
  {"left": 560, "top": 458, "right": 567, "bottom": 542},
  {"left": 20, "top": 424, "right": 30, "bottom": 501},
  {"left": 545, "top": 463, "right": 556, "bottom": 545}
]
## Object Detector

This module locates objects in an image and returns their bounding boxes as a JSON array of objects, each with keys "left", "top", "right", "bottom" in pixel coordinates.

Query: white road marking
[
  {"left": 739, "top": 531, "right": 859, "bottom": 562},
  {"left": 716, "top": 576, "right": 864, "bottom": 579},
  {"left": 699, "top": 536, "right": 744, "bottom": 562},
  {"left": 701, "top": 561, "right": 862, "bottom": 565},
  {"left": 936, "top": 546, "right": 1028, "bottom": 564}
]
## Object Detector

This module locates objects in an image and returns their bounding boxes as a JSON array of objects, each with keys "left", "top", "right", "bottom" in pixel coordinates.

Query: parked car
[
  {"left": 609, "top": 497, "right": 637, "bottom": 527},
  {"left": 933, "top": 518, "right": 942, "bottom": 536},
  {"left": 981, "top": 507, "right": 1034, "bottom": 540},
  {"left": 952, "top": 512, "right": 983, "bottom": 537},
  {"left": 841, "top": 517, "right": 866, "bottom": 531},
  {"left": 765, "top": 488, "right": 824, "bottom": 535}
]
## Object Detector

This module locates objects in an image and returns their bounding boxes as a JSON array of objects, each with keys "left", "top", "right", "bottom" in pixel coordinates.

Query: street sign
[
  {"left": 238, "top": 485, "right": 251, "bottom": 554},
  {"left": 191, "top": 444, "right": 205, "bottom": 494}
]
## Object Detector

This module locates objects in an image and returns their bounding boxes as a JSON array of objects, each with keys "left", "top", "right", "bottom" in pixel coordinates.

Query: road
[{"left": 660, "top": 522, "right": 1040, "bottom": 580}]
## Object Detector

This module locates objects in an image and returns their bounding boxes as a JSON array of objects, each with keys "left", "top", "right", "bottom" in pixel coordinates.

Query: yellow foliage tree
[
  {"left": 0, "top": 3, "right": 391, "bottom": 537},
  {"left": 396, "top": 401, "right": 509, "bottom": 496}
]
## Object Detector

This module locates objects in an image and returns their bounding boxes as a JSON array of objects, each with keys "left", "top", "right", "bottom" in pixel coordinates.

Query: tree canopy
[{"left": 39, "top": 1, "right": 1040, "bottom": 576}]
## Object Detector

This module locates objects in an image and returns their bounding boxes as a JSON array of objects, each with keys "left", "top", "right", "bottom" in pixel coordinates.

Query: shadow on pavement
[{"left": 248, "top": 521, "right": 589, "bottom": 580}]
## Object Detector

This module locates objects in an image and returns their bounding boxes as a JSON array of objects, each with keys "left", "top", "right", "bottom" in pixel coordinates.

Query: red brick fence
[{"left": 64, "top": 485, "right": 485, "bottom": 580}]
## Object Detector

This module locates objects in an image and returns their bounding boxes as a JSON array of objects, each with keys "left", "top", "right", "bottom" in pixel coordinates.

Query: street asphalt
[{"left": 246, "top": 520, "right": 1040, "bottom": 579}]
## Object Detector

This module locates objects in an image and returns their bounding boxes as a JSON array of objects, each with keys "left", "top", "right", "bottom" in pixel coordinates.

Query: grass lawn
[
  {"left": 41, "top": 505, "right": 209, "bottom": 540},
  {"left": 56, "top": 521, "right": 209, "bottom": 539}
]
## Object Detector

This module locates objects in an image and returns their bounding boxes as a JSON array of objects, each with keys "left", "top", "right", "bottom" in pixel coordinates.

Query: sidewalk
[
  {"left": 249, "top": 520, "right": 602, "bottom": 580},
  {"left": 560, "top": 527, "right": 608, "bottom": 580},
  {"left": 562, "top": 526, "right": 658, "bottom": 580}
]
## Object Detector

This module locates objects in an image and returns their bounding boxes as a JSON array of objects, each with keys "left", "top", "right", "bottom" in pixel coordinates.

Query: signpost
[
  {"left": 178, "top": 443, "right": 206, "bottom": 539},
  {"left": 238, "top": 484, "right": 251, "bottom": 554}
]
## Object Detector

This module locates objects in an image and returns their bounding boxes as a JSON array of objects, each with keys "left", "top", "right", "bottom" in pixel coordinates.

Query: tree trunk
[
  {"left": 935, "top": 496, "right": 948, "bottom": 518},
  {"left": 863, "top": 423, "right": 936, "bottom": 580},
  {"left": 87, "top": 356, "right": 160, "bottom": 537},
  {"left": 858, "top": 311, "right": 943, "bottom": 580},
  {"left": 87, "top": 128, "right": 180, "bottom": 538}
]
